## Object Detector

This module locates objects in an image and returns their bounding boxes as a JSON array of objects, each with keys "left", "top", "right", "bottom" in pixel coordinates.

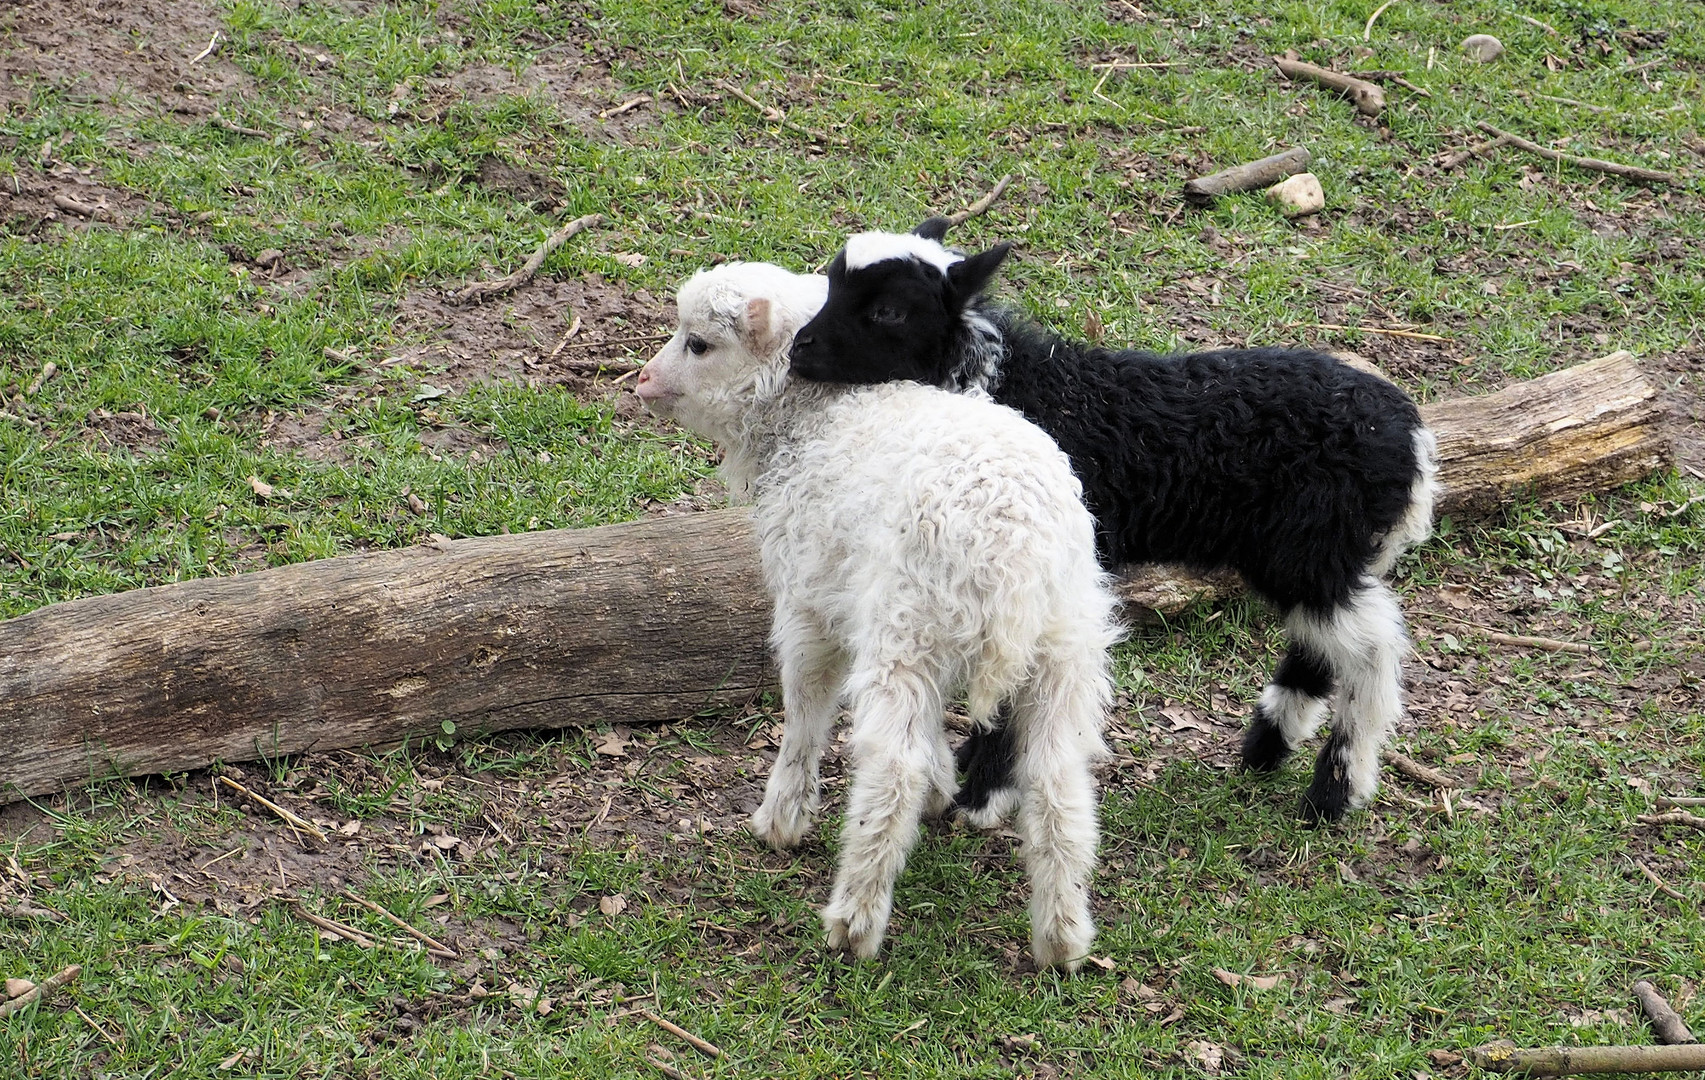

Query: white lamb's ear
[{"left": 739, "top": 296, "right": 783, "bottom": 358}]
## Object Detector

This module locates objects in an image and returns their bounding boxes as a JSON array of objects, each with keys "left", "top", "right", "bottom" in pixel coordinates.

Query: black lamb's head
[{"left": 788, "top": 229, "right": 1011, "bottom": 388}]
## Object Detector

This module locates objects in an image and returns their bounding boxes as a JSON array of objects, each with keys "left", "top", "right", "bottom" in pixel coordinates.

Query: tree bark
[
  {"left": 0, "top": 353, "right": 1674, "bottom": 803},
  {"left": 1470, "top": 1040, "right": 1705, "bottom": 1075},
  {"left": 1633, "top": 980, "right": 1697, "bottom": 1045},
  {"left": 1183, "top": 146, "right": 1312, "bottom": 205}
]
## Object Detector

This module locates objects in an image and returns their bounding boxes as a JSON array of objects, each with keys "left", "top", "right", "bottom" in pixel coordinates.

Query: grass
[{"left": 2, "top": 0, "right": 1703, "bottom": 1076}]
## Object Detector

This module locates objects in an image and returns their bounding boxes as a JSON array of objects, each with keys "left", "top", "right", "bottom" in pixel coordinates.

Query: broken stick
[
  {"left": 1183, "top": 146, "right": 1311, "bottom": 205},
  {"left": 1638, "top": 810, "right": 1705, "bottom": 832},
  {"left": 1273, "top": 55, "right": 1384, "bottom": 117},
  {"left": 451, "top": 213, "right": 603, "bottom": 306},
  {"left": 944, "top": 174, "right": 1013, "bottom": 228},
  {"left": 1474, "top": 122, "right": 1681, "bottom": 185},
  {"left": 0, "top": 964, "right": 81, "bottom": 1018},
  {"left": 216, "top": 775, "right": 328, "bottom": 842},
  {"left": 1383, "top": 750, "right": 1458, "bottom": 789},
  {"left": 1441, "top": 133, "right": 1511, "bottom": 170},
  {"left": 1633, "top": 981, "right": 1698, "bottom": 1045},
  {"left": 1470, "top": 1041, "right": 1705, "bottom": 1075}
]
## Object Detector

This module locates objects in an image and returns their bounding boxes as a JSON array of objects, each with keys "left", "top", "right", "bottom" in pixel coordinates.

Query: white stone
[
  {"left": 1462, "top": 34, "right": 1504, "bottom": 62},
  {"left": 1266, "top": 172, "right": 1325, "bottom": 217}
]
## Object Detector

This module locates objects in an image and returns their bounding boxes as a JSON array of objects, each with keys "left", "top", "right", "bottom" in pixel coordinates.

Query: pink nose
[{"left": 634, "top": 367, "right": 656, "bottom": 399}]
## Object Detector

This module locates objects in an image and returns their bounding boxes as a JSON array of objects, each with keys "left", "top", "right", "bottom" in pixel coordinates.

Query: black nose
[{"left": 788, "top": 333, "right": 816, "bottom": 364}]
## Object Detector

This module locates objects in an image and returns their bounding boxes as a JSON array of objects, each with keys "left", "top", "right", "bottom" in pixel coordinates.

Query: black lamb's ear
[
  {"left": 912, "top": 216, "right": 952, "bottom": 242},
  {"left": 945, "top": 242, "right": 1012, "bottom": 304},
  {"left": 824, "top": 249, "right": 849, "bottom": 281}
]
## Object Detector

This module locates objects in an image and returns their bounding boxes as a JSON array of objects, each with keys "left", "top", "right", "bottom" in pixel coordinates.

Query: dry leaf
[
  {"left": 431, "top": 834, "right": 461, "bottom": 850},
  {"left": 1324, "top": 995, "right": 1356, "bottom": 1015},
  {"left": 406, "top": 491, "right": 428, "bottom": 515},
  {"left": 422, "top": 892, "right": 450, "bottom": 908},
  {"left": 338, "top": 820, "right": 361, "bottom": 837},
  {"left": 594, "top": 730, "right": 630, "bottom": 757},
  {"left": 1159, "top": 1005, "right": 1185, "bottom": 1025},
  {"left": 247, "top": 475, "right": 274, "bottom": 498},
  {"left": 1086, "top": 955, "right": 1117, "bottom": 971},
  {"left": 1212, "top": 968, "right": 1242, "bottom": 988},
  {"left": 599, "top": 893, "right": 627, "bottom": 916},
  {"left": 1437, "top": 583, "right": 1473, "bottom": 610},
  {"left": 1001, "top": 1033, "right": 1039, "bottom": 1051},
  {"left": 1183, "top": 1040, "right": 1225, "bottom": 1073},
  {"left": 1427, "top": 1050, "right": 1463, "bottom": 1067},
  {"left": 612, "top": 252, "right": 648, "bottom": 267},
  {"left": 4, "top": 978, "right": 35, "bottom": 999}
]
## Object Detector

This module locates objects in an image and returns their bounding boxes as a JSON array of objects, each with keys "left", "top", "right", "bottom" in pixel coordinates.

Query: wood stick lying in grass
[
  {"left": 1634, "top": 860, "right": 1689, "bottom": 903},
  {"left": 1182, "top": 146, "right": 1311, "bottom": 204},
  {"left": 1349, "top": 69, "right": 1432, "bottom": 98},
  {"left": 1470, "top": 1040, "right": 1705, "bottom": 1075},
  {"left": 1474, "top": 122, "right": 1682, "bottom": 185},
  {"left": 1273, "top": 55, "right": 1384, "bottom": 116},
  {"left": 1633, "top": 980, "right": 1697, "bottom": 1044},
  {"left": 638, "top": 1008, "right": 724, "bottom": 1059},
  {"left": 1440, "top": 133, "right": 1510, "bottom": 169},
  {"left": 286, "top": 901, "right": 378, "bottom": 948},
  {"left": 944, "top": 173, "right": 1013, "bottom": 227},
  {"left": 216, "top": 775, "right": 328, "bottom": 842},
  {"left": 0, "top": 964, "right": 80, "bottom": 1018},
  {"left": 1483, "top": 631, "right": 1591, "bottom": 654},
  {"left": 1656, "top": 795, "right": 1705, "bottom": 809},
  {"left": 714, "top": 80, "right": 848, "bottom": 146},
  {"left": 451, "top": 213, "right": 603, "bottom": 306},
  {"left": 340, "top": 889, "right": 458, "bottom": 959},
  {"left": 52, "top": 195, "right": 102, "bottom": 218},
  {"left": 1384, "top": 751, "right": 1458, "bottom": 790},
  {"left": 1299, "top": 322, "right": 1448, "bottom": 342},
  {"left": 1638, "top": 810, "right": 1705, "bottom": 832},
  {"left": 211, "top": 114, "right": 271, "bottom": 139},
  {"left": 645, "top": 1056, "right": 700, "bottom": 1080}
]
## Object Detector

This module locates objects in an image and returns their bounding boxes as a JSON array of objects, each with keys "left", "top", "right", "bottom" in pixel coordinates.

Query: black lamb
[{"left": 787, "top": 220, "right": 1439, "bottom": 822}]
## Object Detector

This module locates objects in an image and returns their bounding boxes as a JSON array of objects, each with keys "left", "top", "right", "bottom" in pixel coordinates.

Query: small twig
[
  {"left": 1441, "top": 133, "right": 1511, "bottom": 169},
  {"left": 557, "top": 332, "right": 671, "bottom": 351},
  {"left": 1350, "top": 69, "right": 1432, "bottom": 97},
  {"left": 1484, "top": 631, "right": 1590, "bottom": 654},
  {"left": 1183, "top": 146, "right": 1312, "bottom": 204},
  {"left": 450, "top": 213, "right": 603, "bottom": 306},
  {"left": 215, "top": 775, "right": 329, "bottom": 842},
  {"left": 190, "top": 31, "right": 220, "bottom": 64},
  {"left": 52, "top": 195, "right": 103, "bottom": 218},
  {"left": 1656, "top": 796, "right": 1705, "bottom": 809},
  {"left": 547, "top": 315, "right": 584, "bottom": 359},
  {"left": 285, "top": 901, "right": 378, "bottom": 948},
  {"left": 1273, "top": 54, "right": 1385, "bottom": 116},
  {"left": 0, "top": 964, "right": 81, "bottom": 1018},
  {"left": 1384, "top": 750, "right": 1459, "bottom": 790},
  {"left": 637, "top": 1008, "right": 725, "bottom": 1059},
  {"left": 599, "top": 94, "right": 652, "bottom": 120},
  {"left": 73, "top": 1004, "right": 121, "bottom": 1047},
  {"left": 1519, "top": 91, "right": 1611, "bottom": 113},
  {"left": 646, "top": 1056, "right": 700, "bottom": 1080},
  {"left": 340, "top": 889, "right": 459, "bottom": 958},
  {"left": 211, "top": 114, "right": 272, "bottom": 139},
  {"left": 24, "top": 361, "right": 58, "bottom": 396},
  {"left": 1633, "top": 980, "right": 1698, "bottom": 1044},
  {"left": 1474, "top": 121, "right": 1682, "bottom": 185},
  {"left": 943, "top": 173, "right": 1013, "bottom": 228},
  {"left": 1633, "top": 861, "right": 1689, "bottom": 904},
  {"left": 1639, "top": 810, "right": 1705, "bottom": 832},
  {"left": 1089, "top": 60, "right": 1184, "bottom": 69},
  {"left": 559, "top": 357, "right": 644, "bottom": 374},
  {"left": 1299, "top": 322, "right": 1448, "bottom": 342},
  {"left": 714, "top": 79, "right": 848, "bottom": 146},
  {"left": 0, "top": 903, "right": 66, "bottom": 922},
  {"left": 1364, "top": 0, "right": 1397, "bottom": 41},
  {"left": 1514, "top": 12, "right": 1560, "bottom": 35}
]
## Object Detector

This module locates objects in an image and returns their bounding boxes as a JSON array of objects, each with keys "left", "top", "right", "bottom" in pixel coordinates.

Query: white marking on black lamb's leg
[
  {"left": 1009, "top": 647, "right": 1109, "bottom": 973},
  {"left": 1242, "top": 639, "right": 1335, "bottom": 772},
  {"left": 952, "top": 706, "right": 1021, "bottom": 829},
  {"left": 751, "top": 613, "right": 846, "bottom": 850},
  {"left": 822, "top": 669, "right": 950, "bottom": 959},
  {"left": 1293, "top": 582, "right": 1408, "bottom": 823}
]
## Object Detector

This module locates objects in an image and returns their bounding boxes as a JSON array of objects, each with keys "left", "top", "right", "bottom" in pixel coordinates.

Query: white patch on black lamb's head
[{"left": 789, "top": 230, "right": 1012, "bottom": 393}]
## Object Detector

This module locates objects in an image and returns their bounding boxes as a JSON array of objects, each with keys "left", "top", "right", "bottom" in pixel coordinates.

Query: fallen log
[
  {"left": 1470, "top": 1040, "right": 1705, "bottom": 1076},
  {"left": 0, "top": 352, "right": 1673, "bottom": 803},
  {"left": 1272, "top": 54, "right": 1385, "bottom": 117},
  {"left": 1183, "top": 146, "right": 1312, "bottom": 205}
]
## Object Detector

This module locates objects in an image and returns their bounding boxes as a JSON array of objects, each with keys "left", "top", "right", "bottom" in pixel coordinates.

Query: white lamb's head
[{"left": 636, "top": 262, "right": 828, "bottom": 439}]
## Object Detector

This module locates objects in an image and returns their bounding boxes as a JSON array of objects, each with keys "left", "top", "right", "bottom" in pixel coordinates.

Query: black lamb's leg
[
  {"left": 1242, "top": 639, "right": 1335, "bottom": 772},
  {"left": 951, "top": 704, "right": 1020, "bottom": 828}
]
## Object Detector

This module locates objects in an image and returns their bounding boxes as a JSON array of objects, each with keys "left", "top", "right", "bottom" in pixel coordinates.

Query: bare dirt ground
[{"left": 3, "top": 0, "right": 1702, "bottom": 976}]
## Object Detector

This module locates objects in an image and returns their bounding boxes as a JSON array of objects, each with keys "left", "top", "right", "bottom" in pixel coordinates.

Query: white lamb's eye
[{"left": 686, "top": 334, "right": 710, "bottom": 355}]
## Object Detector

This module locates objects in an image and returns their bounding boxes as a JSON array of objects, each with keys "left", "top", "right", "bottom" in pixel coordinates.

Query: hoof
[{"left": 1240, "top": 708, "right": 1293, "bottom": 773}]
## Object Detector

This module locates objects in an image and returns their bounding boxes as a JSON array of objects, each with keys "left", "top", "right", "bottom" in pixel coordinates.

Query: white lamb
[{"left": 634, "top": 261, "right": 1121, "bottom": 970}]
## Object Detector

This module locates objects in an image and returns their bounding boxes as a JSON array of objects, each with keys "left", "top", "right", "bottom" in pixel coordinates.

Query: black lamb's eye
[
  {"left": 686, "top": 334, "right": 710, "bottom": 355},
  {"left": 869, "top": 305, "right": 905, "bottom": 326}
]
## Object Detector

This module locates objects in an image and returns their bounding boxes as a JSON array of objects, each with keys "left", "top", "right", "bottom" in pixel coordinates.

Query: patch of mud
[
  {"left": 419, "top": 58, "right": 669, "bottom": 144},
  {"left": 387, "top": 275, "right": 671, "bottom": 398},
  {"left": 0, "top": 163, "right": 175, "bottom": 237},
  {"left": 80, "top": 406, "right": 167, "bottom": 453},
  {"left": 0, "top": 0, "right": 248, "bottom": 108},
  {"left": 258, "top": 407, "right": 358, "bottom": 465}
]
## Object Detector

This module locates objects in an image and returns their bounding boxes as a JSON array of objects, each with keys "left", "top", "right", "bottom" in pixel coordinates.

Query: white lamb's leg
[
  {"left": 821, "top": 668, "right": 950, "bottom": 959},
  {"left": 751, "top": 610, "right": 846, "bottom": 850},
  {"left": 1010, "top": 644, "right": 1110, "bottom": 973}
]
